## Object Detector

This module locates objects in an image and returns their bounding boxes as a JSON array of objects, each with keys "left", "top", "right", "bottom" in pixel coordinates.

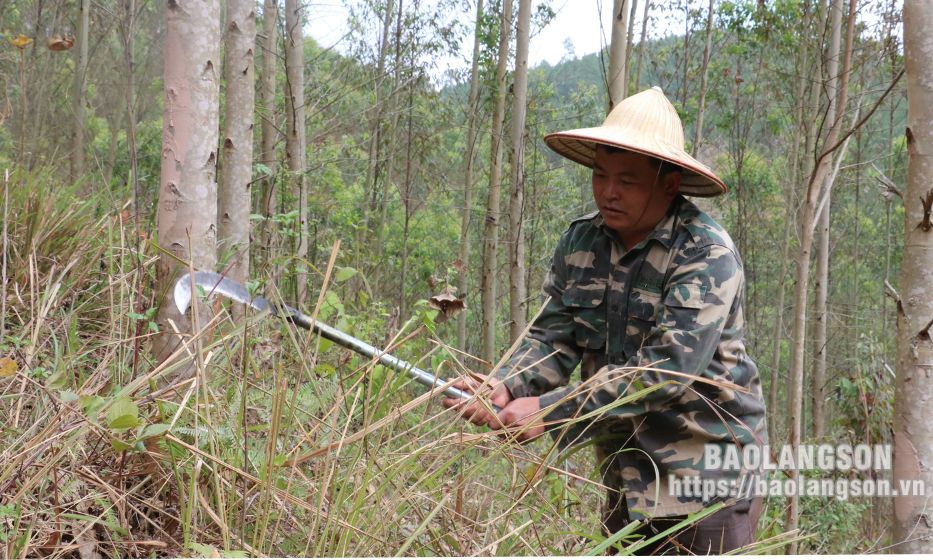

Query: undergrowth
[{"left": 0, "top": 172, "right": 798, "bottom": 557}]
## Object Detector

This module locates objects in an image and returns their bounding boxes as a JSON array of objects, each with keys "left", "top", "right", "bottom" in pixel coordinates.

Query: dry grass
[{"left": 0, "top": 171, "right": 792, "bottom": 557}]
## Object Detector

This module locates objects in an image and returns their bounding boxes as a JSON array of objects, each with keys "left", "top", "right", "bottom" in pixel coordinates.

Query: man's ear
[{"left": 663, "top": 172, "right": 682, "bottom": 199}]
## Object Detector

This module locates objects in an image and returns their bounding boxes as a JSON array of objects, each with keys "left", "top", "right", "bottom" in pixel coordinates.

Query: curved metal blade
[{"left": 174, "top": 271, "right": 269, "bottom": 314}]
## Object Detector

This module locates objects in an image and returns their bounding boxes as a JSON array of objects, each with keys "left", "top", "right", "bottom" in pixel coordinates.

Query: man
[{"left": 443, "top": 87, "right": 767, "bottom": 555}]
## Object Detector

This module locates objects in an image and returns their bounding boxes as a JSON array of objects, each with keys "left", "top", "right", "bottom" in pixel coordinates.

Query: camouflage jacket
[{"left": 495, "top": 195, "right": 767, "bottom": 519}]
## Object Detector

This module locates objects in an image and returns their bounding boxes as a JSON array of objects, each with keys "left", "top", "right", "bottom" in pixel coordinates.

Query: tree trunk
[
  {"left": 104, "top": 107, "right": 124, "bottom": 186},
  {"left": 893, "top": 0, "right": 933, "bottom": 551},
  {"left": 457, "top": 0, "right": 484, "bottom": 350},
  {"left": 812, "top": 0, "right": 845, "bottom": 444},
  {"left": 151, "top": 0, "right": 221, "bottom": 372},
  {"left": 785, "top": 0, "right": 852, "bottom": 551},
  {"left": 624, "top": 0, "right": 638, "bottom": 97},
  {"left": 361, "top": 0, "right": 396, "bottom": 251},
  {"left": 284, "top": 0, "right": 308, "bottom": 303},
  {"left": 633, "top": 0, "right": 650, "bottom": 92},
  {"left": 769, "top": 0, "right": 813, "bottom": 447},
  {"left": 607, "top": 0, "right": 629, "bottom": 112},
  {"left": 260, "top": 0, "right": 279, "bottom": 264},
  {"left": 508, "top": 0, "right": 531, "bottom": 343},
  {"left": 373, "top": 0, "right": 405, "bottom": 295},
  {"left": 691, "top": 0, "right": 714, "bottom": 157},
  {"left": 481, "top": 0, "right": 513, "bottom": 370},
  {"left": 218, "top": 0, "right": 255, "bottom": 290},
  {"left": 680, "top": 4, "right": 690, "bottom": 108},
  {"left": 69, "top": 0, "right": 89, "bottom": 181}
]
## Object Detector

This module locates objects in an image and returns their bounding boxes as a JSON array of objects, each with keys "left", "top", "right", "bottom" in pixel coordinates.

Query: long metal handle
[{"left": 280, "top": 306, "right": 501, "bottom": 413}]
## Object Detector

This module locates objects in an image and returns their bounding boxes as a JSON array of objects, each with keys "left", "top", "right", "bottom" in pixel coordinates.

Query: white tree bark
[
  {"left": 70, "top": 0, "right": 90, "bottom": 181},
  {"left": 218, "top": 0, "right": 255, "bottom": 289},
  {"left": 633, "top": 0, "right": 650, "bottom": 92},
  {"left": 812, "top": 0, "right": 845, "bottom": 443},
  {"left": 284, "top": 0, "right": 308, "bottom": 303},
  {"left": 893, "top": 0, "right": 933, "bottom": 551},
  {"left": 152, "top": 0, "right": 221, "bottom": 371},
  {"left": 481, "top": 0, "right": 513, "bottom": 369},
  {"left": 508, "top": 0, "right": 531, "bottom": 343},
  {"left": 607, "top": 0, "right": 629, "bottom": 112}
]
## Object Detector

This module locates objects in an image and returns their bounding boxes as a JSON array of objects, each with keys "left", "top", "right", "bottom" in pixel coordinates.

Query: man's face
[{"left": 591, "top": 146, "right": 681, "bottom": 246}]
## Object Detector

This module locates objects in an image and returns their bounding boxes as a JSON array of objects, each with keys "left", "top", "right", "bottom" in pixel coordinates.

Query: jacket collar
[{"left": 591, "top": 195, "right": 685, "bottom": 252}]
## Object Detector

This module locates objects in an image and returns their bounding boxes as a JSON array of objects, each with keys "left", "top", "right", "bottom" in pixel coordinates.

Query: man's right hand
[{"left": 442, "top": 372, "right": 513, "bottom": 428}]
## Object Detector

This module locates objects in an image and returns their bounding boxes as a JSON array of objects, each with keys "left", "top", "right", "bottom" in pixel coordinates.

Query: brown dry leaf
[
  {"left": 0, "top": 357, "right": 18, "bottom": 377},
  {"left": 429, "top": 286, "right": 466, "bottom": 322},
  {"left": 47, "top": 35, "right": 74, "bottom": 51},
  {"left": 450, "top": 258, "right": 466, "bottom": 275},
  {"left": 427, "top": 274, "right": 439, "bottom": 289},
  {"left": 11, "top": 33, "right": 32, "bottom": 48}
]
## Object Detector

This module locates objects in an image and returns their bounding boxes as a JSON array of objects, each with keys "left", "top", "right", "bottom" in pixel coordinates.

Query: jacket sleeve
[
  {"left": 537, "top": 243, "right": 742, "bottom": 424},
  {"left": 493, "top": 233, "right": 584, "bottom": 398}
]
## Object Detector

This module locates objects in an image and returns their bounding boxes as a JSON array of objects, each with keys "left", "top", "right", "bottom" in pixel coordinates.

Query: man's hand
[
  {"left": 494, "top": 397, "right": 545, "bottom": 442},
  {"left": 442, "top": 373, "right": 512, "bottom": 427}
]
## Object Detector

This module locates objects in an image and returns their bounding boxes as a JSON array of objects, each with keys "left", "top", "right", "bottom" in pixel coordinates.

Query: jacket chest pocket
[
  {"left": 561, "top": 279, "right": 608, "bottom": 350},
  {"left": 624, "top": 288, "right": 662, "bottom": 357}
]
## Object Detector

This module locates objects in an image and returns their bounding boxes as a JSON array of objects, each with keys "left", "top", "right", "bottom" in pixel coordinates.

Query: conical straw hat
[{"left": 543, "top": 87, "right": 726, "bottom": 197}]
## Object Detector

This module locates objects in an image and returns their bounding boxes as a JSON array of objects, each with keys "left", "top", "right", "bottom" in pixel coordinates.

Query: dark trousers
[{"left": 602, "top": 492, "right": 763, "bottom": 555}]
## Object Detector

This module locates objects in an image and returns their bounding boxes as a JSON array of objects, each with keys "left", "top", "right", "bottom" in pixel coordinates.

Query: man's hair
[{"left": 595, "top": 143, "right": 683, "bottom": 179}]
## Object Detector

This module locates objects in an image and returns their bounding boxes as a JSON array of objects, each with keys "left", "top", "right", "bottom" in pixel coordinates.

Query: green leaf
[
  {"left": 315, "top": 364, "right": 336, "bottom": 378},
  {"left": 148, "top": 321, "right": 159, "bottom": 333},
  {"left": 109, "top": 414, "right": 140, "bottom": 429},
  {"left": 336, "top": 267, "right": 358, "bottom": 282},
  {"left": 110, "top": 437, "right": 132, "bottom": 452},
  {"left": 81, "top": 395, "right": 105, "bottom": 414},
  {"left": 126, "top": 312, "right": 146, "bottom": 321},
  {"left": 45, "top": 372, "right": 68, "bottom": 390},
  {"left": 139, "top": 423, "right": 170, "bottom": 439},
  {"left": 60, "top": 391, "right": 79, "bottom": 402},
  {"left": 107, "top": 397, "right": 138, "bottom": 426},
  {"left": 249, "top": 213, "right": 265, "bottom": 221},
  {"left": 318, "top": 338, "right": 334, "bottom": 353},
  {"left": 273, "top": 454, "right": 286, "bottom": 467}
]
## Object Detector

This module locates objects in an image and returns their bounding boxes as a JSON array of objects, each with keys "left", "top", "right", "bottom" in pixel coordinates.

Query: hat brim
[{"left": 544, "top": 129, "right": 728, "bottom": 198}]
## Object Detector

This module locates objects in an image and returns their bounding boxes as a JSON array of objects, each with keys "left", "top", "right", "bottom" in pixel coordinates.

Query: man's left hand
[{"left": 492, "top": 397, "right": 546, "bottom": 442}]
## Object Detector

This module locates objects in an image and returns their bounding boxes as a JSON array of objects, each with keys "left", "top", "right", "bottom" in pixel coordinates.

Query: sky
[{"left": 304, "top": 0, "right": 641, "bottom": 69}]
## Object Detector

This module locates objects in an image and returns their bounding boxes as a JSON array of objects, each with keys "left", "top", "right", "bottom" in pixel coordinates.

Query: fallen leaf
[
  {"left": 429, "top": 286, "right": 466, "bottom": 322},
  {"left": 11, "top": 33, "right": 33, "bottom": 48},
  {"left": 0, "top": 356, "right": 18, "bottom": 377},
  {"left": 47, "top": 35, "right": 74, "bottom": 51}
]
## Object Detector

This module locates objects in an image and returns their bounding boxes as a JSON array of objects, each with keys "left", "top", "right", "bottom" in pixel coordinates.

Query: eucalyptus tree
[
  {"left": 151, "top": 0, "right": 222, "bottom": 373},
  {"left": 508, "top": 0, "right": 531, "bottom": 342},
  {"left": 259, "top": 0, "right": 279, "bottom": 260},
  {"left": 218, "top": 0, "right": 256, "bottom": 288},
  {"left": 69, "top": 0, "right": 90, "bottom": 180},
  {"left": 284, "top": 0, "right": 309, "bottom": 303},
  {"left": 607, "top": 0, "right": 630, "bottom": 111},
  {"left": 785, "top": 0, "right": 855, "bottom": 550},
  {"left": 481, "top": 0, "right": 513, "bottom": 369},
  {"left": 457, "top": 0, "right": 485, "bottom": 349},
  {"left": 893, "top": 0, "right": 933, "bottom": 551}
]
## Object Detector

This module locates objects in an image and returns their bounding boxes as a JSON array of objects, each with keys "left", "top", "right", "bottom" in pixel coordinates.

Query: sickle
[{"left": 174, "top": 271, "right": 499, "bottom": 411}]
